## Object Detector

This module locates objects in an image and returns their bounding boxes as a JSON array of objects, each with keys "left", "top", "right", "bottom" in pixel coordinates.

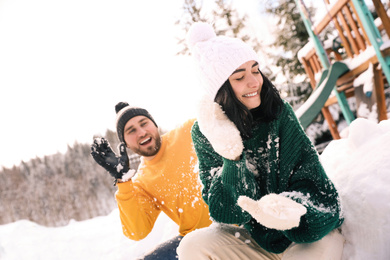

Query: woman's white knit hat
[
  {"left": 186, "top": 22, "right": 259, "bottom": 100},
  {"left": 186, "top": 22, "right": 260, "bottom": 160}
]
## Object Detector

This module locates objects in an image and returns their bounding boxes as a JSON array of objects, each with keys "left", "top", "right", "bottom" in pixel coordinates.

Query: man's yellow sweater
[{"left": 115, "top": 118, "right": 211, "bottom": 241}]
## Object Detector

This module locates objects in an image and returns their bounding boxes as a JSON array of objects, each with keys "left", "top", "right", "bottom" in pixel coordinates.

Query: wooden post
[
  {"left": 373, "top": 63, "right": 388, "bottom": 122},
  {"left": 322, "top": 107, "right": 341, "bottom": 139},
  {"left": 372, "top": 0, "right": 390, "bottom": 38}
]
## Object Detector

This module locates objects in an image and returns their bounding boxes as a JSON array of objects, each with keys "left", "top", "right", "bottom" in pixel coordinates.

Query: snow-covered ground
[
  {"left": 0, "top": 209, "right": 179, "bottom": 260},
  {"left": 0, "top": 117, "right": 389, "bottom": 260}
]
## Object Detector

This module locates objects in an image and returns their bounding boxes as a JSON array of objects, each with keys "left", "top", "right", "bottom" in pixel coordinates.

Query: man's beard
[{"left": 134, "top": 135, "right": 162, "bottom": 157}]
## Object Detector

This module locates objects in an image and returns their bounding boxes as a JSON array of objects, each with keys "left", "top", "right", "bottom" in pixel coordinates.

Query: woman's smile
[{"left": 243, "top": 91, "right": 259, "bottom": 98}]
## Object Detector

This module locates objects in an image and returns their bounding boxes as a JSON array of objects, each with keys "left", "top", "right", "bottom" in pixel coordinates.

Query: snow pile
[
  {"left": 321, "top": 118, "right": 390, "bottom": 260},
  {"left": 0, "top": 118, "right": 389, "bottom": 259}
]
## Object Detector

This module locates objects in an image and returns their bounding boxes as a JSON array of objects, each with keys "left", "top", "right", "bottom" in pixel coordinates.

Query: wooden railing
[{"left": 298, "top": 0, "right": 390, "bottom": 139}]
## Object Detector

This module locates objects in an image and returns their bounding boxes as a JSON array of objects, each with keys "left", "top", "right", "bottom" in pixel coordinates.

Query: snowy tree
[
  {"left": 261, "top": 0, "right": 318, "bottom": 109},
  {"left": 0, "top": 130, "right": 142, "bottom": 227},
  {"left": 263, "top": 0, "right": 311, "bottom": 80},
  {"left": 175, "top": 0, "right": 261, "bottom": 55}
]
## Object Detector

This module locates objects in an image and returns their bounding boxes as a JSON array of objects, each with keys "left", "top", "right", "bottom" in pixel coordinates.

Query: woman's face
[{"left": 228, "top": 60, "right": 263, "bottom": 110}]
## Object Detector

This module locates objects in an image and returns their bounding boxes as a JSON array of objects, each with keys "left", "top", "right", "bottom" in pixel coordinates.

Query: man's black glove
[{"left": 91, "top": 137, "right": 130, "bottom": 180}]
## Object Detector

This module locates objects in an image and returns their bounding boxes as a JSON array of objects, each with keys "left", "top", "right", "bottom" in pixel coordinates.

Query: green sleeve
[
  {"left": 278, "top": 102, "right": 343, "bottom": 243},
  {"left": 191, "top": 121, "right": 222, "bottom": 205},
  {"left": 191, "top": 121, "right": 261, "bottom": 225}
]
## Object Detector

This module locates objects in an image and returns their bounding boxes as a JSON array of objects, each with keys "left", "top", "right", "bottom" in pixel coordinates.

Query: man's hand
[{"left": 91, "top": 138, "right": 130, "bottom": 180}]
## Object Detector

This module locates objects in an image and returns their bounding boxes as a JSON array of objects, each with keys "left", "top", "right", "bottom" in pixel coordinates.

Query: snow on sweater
[
  {"left": 191, "top": 101, "right": 343, "bottom": 253},
  {"left": 115, "top": 118, "right": 212, "bottom": 241}
]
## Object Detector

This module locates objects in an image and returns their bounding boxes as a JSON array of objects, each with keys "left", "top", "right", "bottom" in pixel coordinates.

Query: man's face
[{"left": 123, "top": 116, "right": 161, "bottom": 158}]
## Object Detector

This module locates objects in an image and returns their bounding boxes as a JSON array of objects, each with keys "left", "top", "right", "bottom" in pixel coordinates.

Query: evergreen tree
[
  {"left": 263, "top": 0, "right": 315, "bottom": 107},
  {"left": 175, "top": 0, "right": 261, "bottom": 55},
  {"left": 264, "top": 0, "right": 311, "bottom": 79},
  {"left": 0, "top": 131, "right": 133, "bottom": 226}
]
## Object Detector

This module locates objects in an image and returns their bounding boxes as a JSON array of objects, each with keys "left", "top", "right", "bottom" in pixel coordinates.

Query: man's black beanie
[{"left": 115, "top": 102, "right": 158, "bottom": 143}]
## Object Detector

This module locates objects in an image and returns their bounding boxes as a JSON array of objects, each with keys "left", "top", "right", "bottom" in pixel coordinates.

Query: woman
[{"left": 177, "top": 22, "right": 344, "bottom": 260}]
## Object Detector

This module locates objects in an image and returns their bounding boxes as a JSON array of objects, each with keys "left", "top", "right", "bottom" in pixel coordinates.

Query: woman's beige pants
[{"left": 177, "top": 223, "right": 344, "bottom": 260}]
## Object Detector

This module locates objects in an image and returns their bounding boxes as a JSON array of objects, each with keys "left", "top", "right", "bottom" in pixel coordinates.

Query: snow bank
[{"left": 321, "top": 118, "right": 390, "bottom": 260}]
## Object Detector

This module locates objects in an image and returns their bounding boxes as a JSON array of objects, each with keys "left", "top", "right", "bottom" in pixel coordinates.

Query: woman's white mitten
[
  {"left": 197, "top": 96, "right": 244, "bottom": 160},
  {"left": 237, "top": 194, "right": 307, "bottom": 230}
]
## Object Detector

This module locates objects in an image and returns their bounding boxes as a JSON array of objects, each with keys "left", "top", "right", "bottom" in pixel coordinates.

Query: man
[{"left": 91, "top": 102, "right": 211, "bottom": 259}]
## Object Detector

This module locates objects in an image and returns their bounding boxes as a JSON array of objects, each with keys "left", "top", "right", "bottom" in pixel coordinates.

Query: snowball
[
  {"left": 121, "top": 169, "right": 136, "bottom": 182},
  {"left": 237, "top": 194, "right": 306, "bottom": 231}
]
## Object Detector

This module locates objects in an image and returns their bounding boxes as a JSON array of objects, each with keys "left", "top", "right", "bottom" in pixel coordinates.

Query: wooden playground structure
[{"left": 295, "top": 0, "right": 390, "bottom": 139}]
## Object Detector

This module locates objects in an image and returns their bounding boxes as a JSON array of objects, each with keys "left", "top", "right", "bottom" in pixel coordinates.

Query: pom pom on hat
[
  {"left": 115, "top": 102, "right": 157, "bottom": 143},
  {"left": 187, "top": 22, "right": 259, "bottom": 100},
  {"left": 115, "top": 102, "right": 130, "bottom": 114},
  {"left": 186, "top": 22, "right": 216, "bottom": 49}
]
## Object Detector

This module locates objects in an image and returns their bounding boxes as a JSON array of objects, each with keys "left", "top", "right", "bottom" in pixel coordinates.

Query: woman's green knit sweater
[{"left": 191, "top": 101, "right": 343, "bottom": 254}]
